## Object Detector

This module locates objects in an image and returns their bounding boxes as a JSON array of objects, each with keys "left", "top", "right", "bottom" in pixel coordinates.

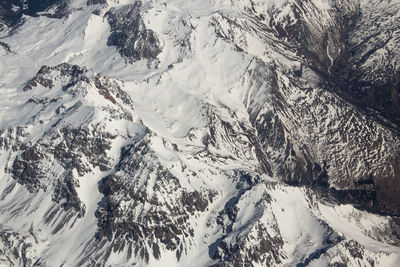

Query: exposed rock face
[
  {"left": 0, "top": 1, "right": 23, "bottom": 31},
  {"left": 334, "top": 1, "right": 400, "bottom": 127},
  {"left": 0, "top": 63, "right": 138, "bottom": 229},
  {"left": 1, "top": 0, "right": 400, "bottom": 266},
  {"left": 22, "top": 0, "right": 68, "bottom": 17},
  {"left": 0, "top": 0, "right": 68, "bottom": 32},
  {"left": 23, "top": 63, "right": 88, "bottom": 91},
  {"left": 245, "top": 59, "right": 400, "bottom": 215},
  {"left": 87, "top": 0, "right": 106, "bottom": 5},
  {"left": 94, "top": 137, "right": 215, "bottom": 264},
  {"left": 105, "top": 2, "right": 162, "bottom": 64},
  {"left": 210, "top": 174, "right": 284, "bottom": 266},
  {"left": 210, "top": 0, "right": 400, "bottom": 216},
  {"left": 0, "top": 226, "right": 38, "bottom": 267}
]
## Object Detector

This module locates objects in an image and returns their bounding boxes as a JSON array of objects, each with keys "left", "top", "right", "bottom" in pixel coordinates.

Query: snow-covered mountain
[{"left": 1, "top": 0, "right": 400, "bottom": 266}]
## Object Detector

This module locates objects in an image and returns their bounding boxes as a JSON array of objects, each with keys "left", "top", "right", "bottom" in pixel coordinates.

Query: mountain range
[{"left": 1, "top": 0, "right": 400, "bottom": 266}]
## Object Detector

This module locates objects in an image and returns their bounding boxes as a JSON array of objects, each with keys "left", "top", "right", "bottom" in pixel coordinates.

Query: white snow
[{"left": 0, "top": 0, "right": 399, "bottom": 266}]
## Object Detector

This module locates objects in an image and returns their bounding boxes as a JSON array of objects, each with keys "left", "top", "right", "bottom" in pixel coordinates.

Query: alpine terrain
[{"left": 1, "top": 0, "right": 400, "bottom": 266}]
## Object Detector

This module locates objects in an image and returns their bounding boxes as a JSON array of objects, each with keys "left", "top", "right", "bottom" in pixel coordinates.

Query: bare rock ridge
[
  {"left": 1, "top": 0, "right": 400, "bottom": 266},
  {"left": 105, "top": 2, "right": 162, "bottom": 63},
  {"left": 211, "top": 0, "right": 400, "bottom": 216}
]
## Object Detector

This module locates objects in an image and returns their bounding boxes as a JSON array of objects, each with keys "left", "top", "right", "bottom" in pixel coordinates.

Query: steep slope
[
  {"left": 210, "top": 0, "right": 400, "bottom": 215},
  {"left": 0, "top": 0, "right": 400, "bottom": 266}
]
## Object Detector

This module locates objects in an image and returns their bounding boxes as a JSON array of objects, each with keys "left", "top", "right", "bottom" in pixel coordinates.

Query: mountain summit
[{"left": 1, "top": 0, "right": 400, "bottom": 266}]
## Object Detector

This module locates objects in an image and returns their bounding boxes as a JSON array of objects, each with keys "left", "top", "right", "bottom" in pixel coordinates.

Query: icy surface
[{"left": 0, "top": 0, "right": 400, "bottom": 266}]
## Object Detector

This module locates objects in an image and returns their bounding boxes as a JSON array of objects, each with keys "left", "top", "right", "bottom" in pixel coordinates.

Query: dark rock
[
  {"left": 0, "top": 0, "right": 68, "bottom": 32},
  {"left": 52, "top": 172, "right": 84, "bottom": 214},
  {"left": 345, "top": 240, "right": 364, "bottom": 259},
  {"left": 0, "top": 41, "right": 11, "bottom": 52},
  {"left": 105, "top": 2, "right": 162, "bottom": 63},
  {"left": 95, "top": 137, "right": 216, "bottom": 262},
  {"left": 86, "top": 0, "right": 106, "bottom": 5},
  {"left": 24, "top": 64, "right": 88, "bottom": 91},
  {"left": 94, "top": 76, "right": 117, "bottom": 104},
  {"left": 181, "top": 191, "right": 209, "bottom": 214},
  {"left": 11, "top": 147, "right": 44, "bottom": 192}
]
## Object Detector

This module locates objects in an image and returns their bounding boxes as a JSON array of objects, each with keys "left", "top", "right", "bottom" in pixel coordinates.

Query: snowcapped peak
[{"left": 1, "top": 0, "right": 400, "bottom": 266}]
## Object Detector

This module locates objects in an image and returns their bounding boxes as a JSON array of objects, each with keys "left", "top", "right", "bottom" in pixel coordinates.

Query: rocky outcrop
[
  {"left": 0, "top": 0, "right": 68, "bottom": 32},
  {"left": 2, "top": 63, "right": 137, "bottom": 220},
  {"left": 211, "top": 0, "right": 400, "bottom": 216},
  {"left": 94, "top": 136, "right": 216, "bottom": 264},
  {"left": 105, "top": 2, "right": 162, "bottom": 64},
  {"left": 1, "top": 1, "right": 400, "bottom": 266}
]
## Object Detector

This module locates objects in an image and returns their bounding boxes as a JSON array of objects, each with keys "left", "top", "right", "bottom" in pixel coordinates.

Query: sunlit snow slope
[{"left": 1, "top": 0, "right": 400, "bottom": 266}]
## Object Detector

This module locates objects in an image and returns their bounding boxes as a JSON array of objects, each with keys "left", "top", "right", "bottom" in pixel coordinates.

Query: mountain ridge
[{"left": 1, "top": 0, "right": 400, "bottom": 266}]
